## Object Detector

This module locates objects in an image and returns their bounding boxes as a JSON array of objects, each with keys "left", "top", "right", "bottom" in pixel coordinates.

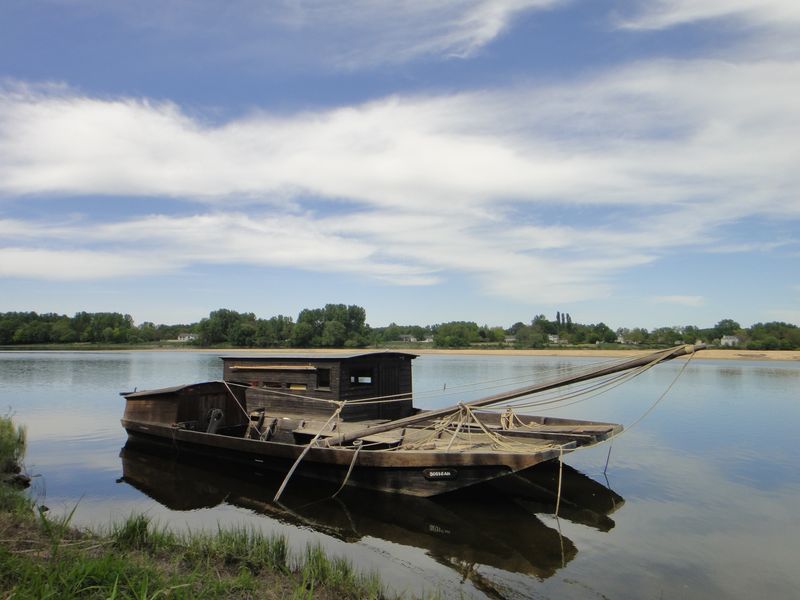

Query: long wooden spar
[{"left": 321, "top": 343, "right": 705, "bottom": 447}]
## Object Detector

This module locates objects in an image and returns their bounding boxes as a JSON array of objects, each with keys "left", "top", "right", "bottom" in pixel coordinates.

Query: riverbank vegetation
[
  {"left": 1, "top": 306, "right": 798, "bottom": 350},
  {"left": 0, "top": 414, "right": 436, "bottom": 599}
]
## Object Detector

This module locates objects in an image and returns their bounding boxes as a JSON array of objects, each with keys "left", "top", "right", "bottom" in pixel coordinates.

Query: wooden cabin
[
  {"left": 122, "top": 381, "right": 249, "bottom": 433},
  {"left": 221, "top": 351, "right": 418, "bottom": 421}
]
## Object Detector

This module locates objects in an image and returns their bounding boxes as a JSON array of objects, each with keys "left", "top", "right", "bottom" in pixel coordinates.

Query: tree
[
  {"left": 714, "top": 319, "right": 741, "bottom": 337},
  {"left": 230, "top": 320, "right": 257, "bottom": 347},
  {"left": 255, "top": 315, "right": 294, "bottom": 347},
  {"left": 514, "top": 325, "right": 547, "bottom": 348},
  {"left": 433, "top": 322, "right": 481, "bottom": 348},
  {"left": 531, "top": 315, "right": 556, "bottom": 335},
  {"left": 321, "top": 320, "right": 346, "bottom": 347},
  {"left": 198, "top": 309, "right": 251, "bottom": 345},
  {"left": 290, "top": 322, "right": 315, "bottom": 347},
  {"left": 507, "top": 322, "right": 526, "bottom": 335},
  {"left": 589, "top": 322, "right": 616, "bottom": 344}
]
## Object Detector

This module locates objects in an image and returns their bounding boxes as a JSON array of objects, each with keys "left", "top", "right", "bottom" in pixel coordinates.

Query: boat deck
[{"left": 253, "top": 410, "right": 618, "bottom": 454}]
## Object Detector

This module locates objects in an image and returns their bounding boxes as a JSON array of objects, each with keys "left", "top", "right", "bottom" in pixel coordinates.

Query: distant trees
[
  {"left": 291, "top": 304, "right": 369, "bottom": 348},
  {"left": 744, "top": 322, "right": 800, "bottom": 350},
  {"left": 0, "top": 311, "right": 140, "bottom": 344},
  {"left": 196, "top": 304, "right": 369, "bottom": 348},
  {"left": 432, "top": 321, "right": 481, "bottom": 348},
  {"left": 0, "top": 310, "right": 798, "bottom": 350},
  {"left": 370, "top": 323, "right": 432, "bottom": 345},
  {"left": 611, "top": 319, "right": 799, "bottom": 350}
]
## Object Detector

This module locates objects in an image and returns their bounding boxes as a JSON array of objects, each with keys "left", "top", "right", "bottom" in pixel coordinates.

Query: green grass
[
  {"left": 0, "top": 412, "right": 26, "bottom": 474},
  {"left": 0, "top": 513, "right": 400, "bottom": 599}
]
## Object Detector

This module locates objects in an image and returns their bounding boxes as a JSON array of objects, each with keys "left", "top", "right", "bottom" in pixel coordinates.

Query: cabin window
[
  {"left": 349, "top": 368, "right": 373, "bottom": 385},
  {"left": 262, "top": 382, "right": 282, "bottom": 389},
  {"left": 316, "top": 368, "right": 331, "bottom": 390},
  {"left": 288, "top": 383, "right": 307, "bottom": 391}
]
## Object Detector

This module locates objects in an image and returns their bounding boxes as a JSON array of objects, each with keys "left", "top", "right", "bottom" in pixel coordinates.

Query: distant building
[
  {"left": 547, "top": 334, "right": 562, "bottom": 344},
  {"left": 720, "top": 335, "right": 740, "bottom": 347},
  {"left": 504, "top": 336, "right": 517, "bottom": 344},
  {"left": 398, "top": 334, "right": 417, "bottom": 343},
  {"left": 177, "top": 333, "right": 198, "bottom": 342}
]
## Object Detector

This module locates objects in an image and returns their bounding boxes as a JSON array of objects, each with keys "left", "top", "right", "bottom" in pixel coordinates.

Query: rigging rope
[{"left": 273, "top": 404, "right": 343, "bottom": 502}]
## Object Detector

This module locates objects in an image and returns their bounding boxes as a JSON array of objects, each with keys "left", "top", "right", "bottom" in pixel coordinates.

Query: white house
[{"left": 720, "top": 335, "right": 740, "bottom": 347}]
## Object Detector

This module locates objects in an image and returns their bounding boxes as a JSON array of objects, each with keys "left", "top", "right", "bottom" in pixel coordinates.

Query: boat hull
[{"left": 121, "top": 418, "right": 561, "bottom": 497}]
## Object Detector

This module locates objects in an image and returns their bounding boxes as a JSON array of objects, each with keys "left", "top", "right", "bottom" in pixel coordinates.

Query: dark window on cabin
[
  {"left": 349, "top": 368, "right": 373, "bottom": 385},
  {"left": 316, "top": 368, "right": 331, "bottom": 390},
  {"left": 262, "top": 382, "right": 282, "bottom": 389}
]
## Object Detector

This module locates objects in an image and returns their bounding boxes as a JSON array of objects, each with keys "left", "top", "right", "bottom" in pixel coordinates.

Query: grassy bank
[{"left": 0, "top": 415, "right": 435, "bottom": 599}]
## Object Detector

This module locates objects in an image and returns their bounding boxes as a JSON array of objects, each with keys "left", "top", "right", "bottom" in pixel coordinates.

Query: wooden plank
[{"left": 229, "top": 365, "right": 316, "bottom": 371}]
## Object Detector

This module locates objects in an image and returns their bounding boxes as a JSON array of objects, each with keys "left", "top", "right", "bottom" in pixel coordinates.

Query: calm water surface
[{"left": 1, "top": 351, "right": 799, "bottom": 599}]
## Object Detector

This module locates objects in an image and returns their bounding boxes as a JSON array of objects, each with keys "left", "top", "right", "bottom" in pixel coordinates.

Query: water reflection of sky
[{"left": 1, "top": 351, "right": 799, "bottom": 599}]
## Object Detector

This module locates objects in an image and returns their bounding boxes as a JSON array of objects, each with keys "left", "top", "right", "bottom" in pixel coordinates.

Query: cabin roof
[
  {"left": 121, "top": 382, "right": 218, "bottom": 398},
  {"left": 219, "top": 351, "right": 418, "bottom": 361}
]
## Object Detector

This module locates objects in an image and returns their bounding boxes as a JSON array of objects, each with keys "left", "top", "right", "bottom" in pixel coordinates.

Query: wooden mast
[{"left": 321, "top": 343, "right": 704, "bottom": 447}]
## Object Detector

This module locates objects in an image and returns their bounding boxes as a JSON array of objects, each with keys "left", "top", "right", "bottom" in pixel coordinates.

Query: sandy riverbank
[
  {"left": 179, "top": 346, "right": 800, "bottom": 361},
  {"left": 399, "top": 348, "right": 800, "bottom": 361},
  {"left": 3, "top": 345, "right": 798, "bottom": 361}
]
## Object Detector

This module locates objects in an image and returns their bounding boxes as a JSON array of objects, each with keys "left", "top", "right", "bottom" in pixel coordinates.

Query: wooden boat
[{"left": 121, "top": 345, "right": 701, "bottom": 497}]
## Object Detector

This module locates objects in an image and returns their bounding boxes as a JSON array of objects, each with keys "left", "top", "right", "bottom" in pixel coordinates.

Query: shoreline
[
  {"left": 409, "top": 347, "right": 800, "bottom": 361},
  {"left": 2, "top": 345, "right": 798, "bottom": 361}
]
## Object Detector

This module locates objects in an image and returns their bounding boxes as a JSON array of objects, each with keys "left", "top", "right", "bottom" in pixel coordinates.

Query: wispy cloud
[
  {"left": 619, "top": 0, "right": 800, "bottom": 31},
  {"left": 54, "top": 0, "right": 562, "bottom": 68},
  {"left": 707, "top": 240, "right": 797, "bottom": 254},
  {"left": 286, "top": 0, "right": 563, "bottom": 66}
]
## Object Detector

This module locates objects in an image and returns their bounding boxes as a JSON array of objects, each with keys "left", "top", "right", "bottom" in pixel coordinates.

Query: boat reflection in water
[{"left": 119, "top": 440, "right": 623, "bottom": 584}]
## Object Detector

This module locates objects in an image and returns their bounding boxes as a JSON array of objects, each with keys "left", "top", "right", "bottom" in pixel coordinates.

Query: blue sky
[{"left": 1, "top": 0, "right": 798, "bottom": 330}]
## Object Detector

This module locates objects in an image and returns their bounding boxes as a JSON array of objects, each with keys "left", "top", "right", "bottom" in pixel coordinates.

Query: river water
[{"left": 1, "top": 351, "right": 798, "bottom": 599}]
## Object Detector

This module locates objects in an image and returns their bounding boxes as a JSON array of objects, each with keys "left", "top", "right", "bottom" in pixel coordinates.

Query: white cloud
[
  {"left": 3, "top": 59, "right": 800, "bottom": 218},
  {"left": 1, "top": 54, "right": 799, "bottom": 304},
  {"left": 619, "top": 0, "right": 800, "bottom": 31},
  {"left": 0, "top": 248, "right": 176, "bottom": 280},
  {"left": 0, "top": 214, "right": 438, "bottom": 284}
]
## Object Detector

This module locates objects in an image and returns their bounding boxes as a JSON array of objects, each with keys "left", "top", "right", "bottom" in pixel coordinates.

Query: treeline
[
  {"left": 0, "top": 311, "right": 191, "bottom": 345},
  {"left": 518, "top": 316, "right": 798, "bottom": 350},
  {"left": 196, "top": 305, "right": 369, "bottom": 348},
  {"left": 1, "top": 309, "right": 798, "bottom": 350},
  {"left": 0, "top": 305, "right": 370, "bottom": 348}
]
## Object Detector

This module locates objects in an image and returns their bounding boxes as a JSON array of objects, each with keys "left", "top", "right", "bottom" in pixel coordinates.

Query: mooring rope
[
  {"left": 555, "top": 444, "right": 564, "bottom": 518},
  {"left": 273, "top": 404, "right": 343, "bottom": 502},
  {"left": 606, "top": 347, "right": 697, "bottom": 444},
  {"left": 220, "top": 380, "right": 252, "bottom": 421},
  {"left": 331, "top": 440, "right": 363, "bottom": 499}
]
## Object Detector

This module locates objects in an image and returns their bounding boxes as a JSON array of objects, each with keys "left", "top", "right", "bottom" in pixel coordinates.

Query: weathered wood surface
[
  {"left": 222, "top": 351, "right": 415, "bottom": 421},
  {"left": 121, "top": 418, "right": 565, "bottom": 496}
]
